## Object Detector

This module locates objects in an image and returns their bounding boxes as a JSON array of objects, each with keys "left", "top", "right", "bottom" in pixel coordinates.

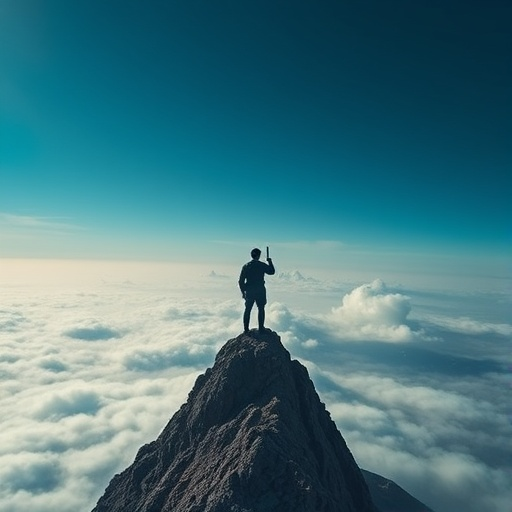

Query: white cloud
[
  {"left": 0, "top": 212, "right": 80, "bottom": 231},
  {"left": 302, "top": 338, "right": 318, "bottom": 348},
  {"left": 123, "top": 345, "right": 215, "bottom": 372},
  {"left": 64, "top": 323, "right": 123, "bottom": 341},
  {"left": 34, "top": 389, "right": 103, "bottom": 421},
  {"left": 268, "top": 279, "right": 428, "bottom": 344},
  {"left": 329, "top": 279, "right": 421, "bottom": 342},
  {"left": 316, "top": 370, "right": 512, "bottom": 512},
  {"left": 423, "top": 314, "right": 512, "bottom": 336},
  {"left": 0, "top": 453, "right": 62, "bottom": 494},
  {"left": 0, "top": 310, "right": 27, "bottom": 332},
  {"left": 0, "top": 266, "right": 510, "bottom": 512},
  {"left": 348, "top": 437, "right": 512, "bottom": 512}
]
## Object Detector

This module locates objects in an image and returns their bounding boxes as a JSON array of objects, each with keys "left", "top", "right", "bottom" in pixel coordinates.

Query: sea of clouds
[{"left": 0, "top": 260, "right": 510, "bottom": 512}]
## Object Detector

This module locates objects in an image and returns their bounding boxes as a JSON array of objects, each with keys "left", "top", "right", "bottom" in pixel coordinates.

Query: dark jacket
[{"left": 238, "top": 259, "right": 275, "bottom": 293}]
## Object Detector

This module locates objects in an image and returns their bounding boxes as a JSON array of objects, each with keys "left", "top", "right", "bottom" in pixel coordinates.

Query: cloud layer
[{"left": 0, "top": 268, "right": 510, "bottom": 512}]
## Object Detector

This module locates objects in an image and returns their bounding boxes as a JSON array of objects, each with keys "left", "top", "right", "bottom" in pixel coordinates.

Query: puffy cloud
[
  {"left": 39, "top": 358, "right": 68, "bottom": 373},
  {"left": 330, "top": 279, "right": 420, "bottom": 342},
  {"left": 34, "top": 389, "right": 103, "bottom": 420},
  {"left": 269, "top": 279, "right": 425, "bottom": 346},
  {"left": 64, "top": 324, "right": 123, "bottom": 341},
  {"left": 0, "top": 309, "right": 27, "bottom": 332},
  {"left": 267, "top": 302, "right": 295, "bottom": 331},
  {"left": 0, "top": 453, "right": 62, "bottom": 494},
  {"left": 266, "top": 303, "right": 322, "bottom": 351},
  {"left": 302, "top": 338, "right": 318, "bottom": 348},
  {"left": 423, "top": 315, "right": 512, "bottom": 336},
  {"left": 316, "top": 370, "right": 512, "bottom": 512},
  {"left": 347, "top": 437, "right": 512, "bottom": 512},
  {"left": 123, "top": 345, "right": 215, "bottom": 372}
]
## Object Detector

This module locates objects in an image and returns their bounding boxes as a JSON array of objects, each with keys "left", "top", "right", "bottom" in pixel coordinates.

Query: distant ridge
[
  {"left": 362, "top": 470, "right": 435, "bottom": 512},
  {"left": 277, "top": 270, "right": 314, "bottom": 282},
  {"left": 92, "top": 330, "right": 434, "bottom": 512}
]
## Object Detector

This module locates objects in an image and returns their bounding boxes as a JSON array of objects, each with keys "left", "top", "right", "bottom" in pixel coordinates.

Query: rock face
[
  {"left": 92, "top": 330, "right": 377, "bottom": 512},
  {"left": 361, "top": 470, "right": 435, "bottom": 512}
]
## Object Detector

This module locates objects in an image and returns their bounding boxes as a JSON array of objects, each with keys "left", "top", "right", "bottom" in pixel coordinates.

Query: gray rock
[
  {"left": 362, "top": 470, "right": 435, "bottom": 512},
  {"left": 92, "top": 330, "right": 377, "bottom": 512}
]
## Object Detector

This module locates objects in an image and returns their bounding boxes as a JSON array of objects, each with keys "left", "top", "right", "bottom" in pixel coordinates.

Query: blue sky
[
  {"left": 1, "top": 0, "right": 510, "bottom": 271},
  {"left": 0, "top": 4, "right": 511, "bottom": 509}
]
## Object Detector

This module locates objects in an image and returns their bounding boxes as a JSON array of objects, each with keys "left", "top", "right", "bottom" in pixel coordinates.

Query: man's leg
[
  {"left": 243, "top": 297, "right": 255, "bottom": 332},
  {"left": 255, "top": 288, "right": 267, "bottom": 331},
  {"left": 257, "top": 305, "right": 265, "bottom": 331}
]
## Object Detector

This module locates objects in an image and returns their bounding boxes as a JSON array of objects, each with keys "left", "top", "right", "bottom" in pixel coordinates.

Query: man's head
[{"left": 251, "top": 248, "right": 261, "bottom": 260}]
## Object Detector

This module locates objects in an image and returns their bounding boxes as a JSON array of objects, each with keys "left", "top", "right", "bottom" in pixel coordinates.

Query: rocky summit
[{"left": 92, "top": 330, "right": 378, "bottom": 512}]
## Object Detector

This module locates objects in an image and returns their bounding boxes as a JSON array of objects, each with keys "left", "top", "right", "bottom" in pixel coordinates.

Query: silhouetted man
[{"left": 238, "top": 248, "right": 275, "bottom": 333}]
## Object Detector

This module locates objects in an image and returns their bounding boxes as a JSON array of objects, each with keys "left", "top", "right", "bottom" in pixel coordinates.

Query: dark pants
[{"left": 243, "top": 286, "right": 267, "bottom": 331}]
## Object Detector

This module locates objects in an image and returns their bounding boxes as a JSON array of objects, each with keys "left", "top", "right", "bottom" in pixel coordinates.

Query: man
[{"left": 238, "top": 247, "right": 275, "bottom": 333}]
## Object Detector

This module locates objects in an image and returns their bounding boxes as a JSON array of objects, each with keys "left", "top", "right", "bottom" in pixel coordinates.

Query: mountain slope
[
  {"left": 362, "top": 470, "right": 435, "bottom": 512},
  {"left": 92, "top": 330, "right": 377, "bottom": 512}
]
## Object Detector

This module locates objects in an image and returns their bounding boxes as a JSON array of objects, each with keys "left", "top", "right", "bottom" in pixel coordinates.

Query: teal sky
[{"left": 1, "top": 1, "right": 510, "bottom": 270}]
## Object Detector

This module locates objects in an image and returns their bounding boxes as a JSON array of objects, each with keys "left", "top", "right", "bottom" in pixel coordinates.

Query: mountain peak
[{"left": 92, "top": 330, "right": 377, "bottom": 512}]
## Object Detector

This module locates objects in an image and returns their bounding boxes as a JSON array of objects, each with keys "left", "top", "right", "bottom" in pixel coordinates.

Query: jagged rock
[
  {"left": 362, "top": 470, "right": 435, "bottom": 512},
  {"left": 92, "top": 330, "right": 377, "bottom": 512}
]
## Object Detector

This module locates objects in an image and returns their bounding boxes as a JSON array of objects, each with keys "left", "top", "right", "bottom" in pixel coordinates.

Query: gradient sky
[
  {"left": 1, "top": 4, "right": 511, "bottom": 510},
  {"left": 1, "top": 0, "right": 510, "bottom": 268}
]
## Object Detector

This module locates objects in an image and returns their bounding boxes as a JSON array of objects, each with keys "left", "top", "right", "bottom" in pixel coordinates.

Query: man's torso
[{"left": 242, "top": 260, "right": 268, "bottom": 288}]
